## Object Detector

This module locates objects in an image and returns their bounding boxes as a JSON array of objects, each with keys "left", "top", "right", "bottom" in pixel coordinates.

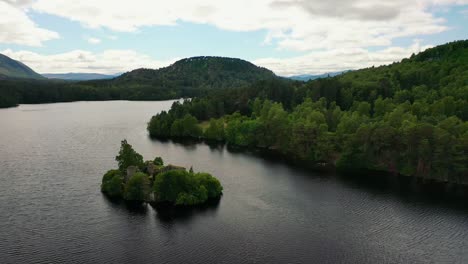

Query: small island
[{"left": 101, "top": 140, "right": 223, "bottom": 206}]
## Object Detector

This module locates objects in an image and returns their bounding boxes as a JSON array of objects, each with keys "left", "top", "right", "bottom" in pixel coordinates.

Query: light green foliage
[
  {"left": 153, "top": 170, "right": 223, "bottom": 205},
  {"left": 226, "top": 118, "right": 261, "bottom": 146},
  {"left": 257, "top": 101, "right": 290, "bottom": 148},
  {"left": 147, "top": 40, "right": 468, "bottom": 184},
  {"left": 204, "top": 118, "right": 225, "bottom": 141}
]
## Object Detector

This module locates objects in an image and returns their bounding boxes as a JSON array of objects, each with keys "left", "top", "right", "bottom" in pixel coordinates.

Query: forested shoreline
[
  {"left": 0, "top": 56, "right": 276, "bottom": 108},
  {"left": 2, "top": 41, "right": 467, "bottom": 184},
  {"left": 0, "top": 78, "right": 206, "bottom": 108},
  {"left": 148, "top": 40, "right": 468, "bottom": 185}
]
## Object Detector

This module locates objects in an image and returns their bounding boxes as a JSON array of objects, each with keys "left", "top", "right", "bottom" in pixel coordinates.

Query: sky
[{"left": 1, "top": 0, "right": 467, "bottom": 76}]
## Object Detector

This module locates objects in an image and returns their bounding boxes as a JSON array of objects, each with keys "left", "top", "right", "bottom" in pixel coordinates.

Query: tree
[
  {"left": 145, "top": 40, "right": 468, "bottom": 184},
  {"left": 124, "top": 172, "right": 150, "bottom": 201},
  {"left": 257, "top": 101, "right": 289, "bottom": 148},
  {"left": 115, "top": 140, "right": 144, "bottom": 172},
  {"left": 101, "top": 169, "right": 124, "bottom": 198},
  {"left": 171, "top": 114, "right": 202, "bottom": 137},
  {"left": 204, "top": 118, "right": 225, "bottom": 141},
  {"left": 153, "top": 157, "right": 164, "bottom": 166},
  {"left": 195, "top": 172, "right": 223, "bottom": 198},
  {"left": 153, "top": 170, "right": 223, "bottom": 205}
]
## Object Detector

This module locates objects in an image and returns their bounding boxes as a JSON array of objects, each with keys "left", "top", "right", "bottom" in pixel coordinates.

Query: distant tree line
[{"left": 0, "top": 56, "right": 276, "bottom": 108}]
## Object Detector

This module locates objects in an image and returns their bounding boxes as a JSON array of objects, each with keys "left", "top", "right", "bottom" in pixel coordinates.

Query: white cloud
[
  {"left": 27, "top": 0, "right": 467, "bottom": 52},
  {"left": 254, "top": 41, "right": 433, "bottom": 76},
  {"left": 2, "top": 0, "right": 466, "bottom": 75},
  {"left": 0, "top": 1, "right": 59, "bottom": 46},
  {"left": 1, "top": 49, "right": 177, "bottom": 74},
  {"left": 1, "top": 40, "right": 432, "bottom": 76},
  {"left": 87, "top": 37, "right": 101, "bottom": 44}
]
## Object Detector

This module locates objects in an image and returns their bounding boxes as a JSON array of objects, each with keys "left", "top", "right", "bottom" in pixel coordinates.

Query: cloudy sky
[{"left": 1, "top": 0, "right": 467, "bottom": 76}]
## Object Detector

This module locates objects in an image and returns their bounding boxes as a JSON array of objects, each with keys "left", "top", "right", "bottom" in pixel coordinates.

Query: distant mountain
[
  {"left": 0, "top": 53, "right": 44, "bottom": 79},
  {"left": 111, "top": 56, "right": 277, "bottom": 89},
  {"left": 43, "top": 73, "right": 120, "bottom": 81},
  {"left": 288, "top": 71, "right": 346, "bottom": 81}
]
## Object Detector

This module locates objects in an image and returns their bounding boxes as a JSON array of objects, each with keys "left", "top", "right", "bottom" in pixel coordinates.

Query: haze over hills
[
  {"left": 287, "top": 71, "right": 347, "bottom": 81},
  {"left": 43, "top": 73, "right": 121, "bottom": 81},
  {"left": 0, "top": 54, "right": 44, "bottom": 80}
]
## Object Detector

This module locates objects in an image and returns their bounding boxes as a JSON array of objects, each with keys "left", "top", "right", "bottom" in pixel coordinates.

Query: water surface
[{"left": 0, "top": 101, "right": 466, "bottom": 264}]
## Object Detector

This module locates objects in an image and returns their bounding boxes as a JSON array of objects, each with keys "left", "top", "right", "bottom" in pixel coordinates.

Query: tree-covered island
[{"left": 101, "top": 140, "right": 223, "bottom": 205}]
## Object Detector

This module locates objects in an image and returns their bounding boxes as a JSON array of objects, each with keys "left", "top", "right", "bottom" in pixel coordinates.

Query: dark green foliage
[
  {"left": 124, "top": 172, "right": 151, "bottom": 201},
  {"left": 101, "top": 140, "right": 223, "bottom": 203},
  {"left": 147, "top": 40, "right": 468, "bottom": 184},
  {"left": 195, "top": 172, "right": 223, "bottom": 198},
  {"left": 101, "top": 169, "right": 124, "bottom": 198},
  {"left": 115, "top": 140, "right": 144, "bottom": 172},
  {"left": 153, "top": 157, "right": 164, "bottom": 166},
  {"left": 0, "top": 86, "right": 19, "bottom": 108},
  {"left": 117, "top": 56, "right": 275, "bottom": 90},
  {"left": 153, "top": 170, "right": 223, "bottom": 205},
  {"left": 1, "top": 56, "right": 278, "bottom": 108}
]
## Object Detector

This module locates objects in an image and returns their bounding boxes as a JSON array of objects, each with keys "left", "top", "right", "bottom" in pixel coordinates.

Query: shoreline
[{"left": 150, "top": 135, "right": 468, "bottom": 196}]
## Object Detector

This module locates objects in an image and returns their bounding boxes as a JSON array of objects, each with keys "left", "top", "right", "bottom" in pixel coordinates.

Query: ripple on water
[{"left": 0, "top": 101, "right": 467, "bottom": 264}]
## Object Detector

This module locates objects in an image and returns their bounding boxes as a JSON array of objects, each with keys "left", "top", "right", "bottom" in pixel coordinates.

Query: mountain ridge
[
  {"left": 43, "top": 72, "right": 121, "bottom": 81},
  {"left": 287, "top": 71, "right": 347, "bottom": 81},
  {"left": 0, "top": 54, "right": 44, "bottom": 80}
]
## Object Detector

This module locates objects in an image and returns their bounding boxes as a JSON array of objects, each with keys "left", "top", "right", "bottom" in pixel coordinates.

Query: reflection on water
[
  {"left": 152, "top": 199, "right": 221, "bottom": 223},
  {"left": 1, "top": 101, "right": 467, "bottom": 264}
]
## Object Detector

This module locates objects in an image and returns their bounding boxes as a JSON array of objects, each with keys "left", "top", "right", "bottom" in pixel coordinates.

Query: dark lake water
[{"left": 0, "top": 101, "right": 467, "bottom": 264}]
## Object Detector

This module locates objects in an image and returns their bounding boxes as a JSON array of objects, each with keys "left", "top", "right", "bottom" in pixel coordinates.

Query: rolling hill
[
  {"left": 111, "top": 56, "right": 277, "bottom": 89},
  {"left": 0, "top": 54, "right": 44, "bottom": 80},
  {"left": 2, "top": 41, "right": 467, "bottom": 110},
  {"left": 0, "top": 56, "right": 280, "bottom": 108}
]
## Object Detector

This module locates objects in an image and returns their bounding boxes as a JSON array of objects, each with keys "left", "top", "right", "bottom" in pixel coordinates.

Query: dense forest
[
  {"left": 0, "top": 56, "right": 277, "bottom": 108},
  {"left": 148, "top": 40, "right": 468, "bottom": 185}
]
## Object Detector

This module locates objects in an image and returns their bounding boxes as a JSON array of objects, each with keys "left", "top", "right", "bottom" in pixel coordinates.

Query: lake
[{"left": 0, "top": 101, "right": 466, "bottom": 264}]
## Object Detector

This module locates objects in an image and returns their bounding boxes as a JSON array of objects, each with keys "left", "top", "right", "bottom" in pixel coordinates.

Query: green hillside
[
  {"left": 0, "top": 54, "right": 44, "bottom": 80},
  {"left": 106, "top": 56, "right": 276, "bottom": 89},
  {"left": 0, "top": 56, "right": 278, "bottom": 108}
]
